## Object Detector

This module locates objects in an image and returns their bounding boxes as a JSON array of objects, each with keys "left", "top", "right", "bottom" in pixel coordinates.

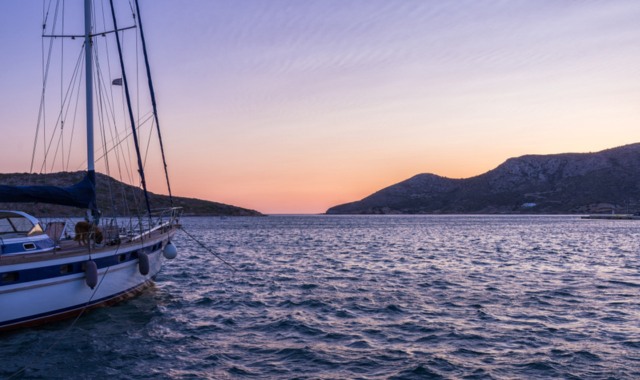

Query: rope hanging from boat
[
  {"left": 134, "top": 0, "right": 174, "bottom": 206},
  {"left": 179, "top": 227, "right": 238, "bottom": 272},
  {"left": 7, "top": 264, "right": 114, "bottom": 380},
  {"left": 108, "top": 0, "right": 152, "bottom": 217}
]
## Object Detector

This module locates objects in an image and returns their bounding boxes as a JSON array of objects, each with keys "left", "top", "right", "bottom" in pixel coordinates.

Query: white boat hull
[{"left": 0, "top": 232, "right": 175, "bottom": 331}]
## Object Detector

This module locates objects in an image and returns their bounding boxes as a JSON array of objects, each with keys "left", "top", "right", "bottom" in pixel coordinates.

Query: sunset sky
[{"left": 1, "top": 1, "right": 639, "bottom": 214}]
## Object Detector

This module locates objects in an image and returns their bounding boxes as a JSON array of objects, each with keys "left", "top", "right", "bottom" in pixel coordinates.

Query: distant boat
[{"left": 0, "top": 0, "right": 180, "bottom": 331}]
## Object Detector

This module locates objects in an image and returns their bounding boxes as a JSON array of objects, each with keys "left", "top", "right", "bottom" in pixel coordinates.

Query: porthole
[
  {"left": 60, "top": 264, "right": 73, "bottom": 274},
  {"left": 1, "top": 272, "right": 19, "bottom": 283}
]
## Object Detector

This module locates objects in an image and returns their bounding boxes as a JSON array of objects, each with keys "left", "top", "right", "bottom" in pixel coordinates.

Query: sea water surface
[{"left": 2, "top": 215, "right": 640, "bottom": 379}]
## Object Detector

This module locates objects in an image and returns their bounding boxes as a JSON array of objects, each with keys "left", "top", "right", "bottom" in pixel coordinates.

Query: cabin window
[
  {"left": 60, "top": 264, "right": 74, "bottom": 274},
  {"left": 0, "top": 219, "right": 15, "bottom": 234},
  {"left": 8, "top": 217, "right": 33, "bottom": 233},
  {"left": 27, "top": 223, "right": 44, "bottom": 236},
  {"left": 2, "top": 272, "right": 19, "bottom": 283}
]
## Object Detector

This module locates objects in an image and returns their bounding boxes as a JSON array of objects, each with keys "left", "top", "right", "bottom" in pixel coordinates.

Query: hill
[
  {"left": 327, "top": 143, "right": 640, "bottom": 214},
  {"left": 0, "top": 171, "right": 262, "bottom": 217}
]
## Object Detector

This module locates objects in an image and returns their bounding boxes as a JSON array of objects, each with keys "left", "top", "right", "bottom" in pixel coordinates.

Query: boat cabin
[{"left": 0, "top": 211, "right": 56, "bottom": 255}]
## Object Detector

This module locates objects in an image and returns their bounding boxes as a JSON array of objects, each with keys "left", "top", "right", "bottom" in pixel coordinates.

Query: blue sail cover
[{"left": 0, "top": 172, "right": 96, "bottom": 210}]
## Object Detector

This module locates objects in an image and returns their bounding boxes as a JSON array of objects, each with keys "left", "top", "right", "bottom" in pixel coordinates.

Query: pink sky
[{"left": 1, "top": 1, "right": 640, "bottom": 214}]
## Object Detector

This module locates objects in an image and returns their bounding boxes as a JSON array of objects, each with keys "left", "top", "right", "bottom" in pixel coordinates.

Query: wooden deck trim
[{"left": 0, "top": 224, "right": 179, "bottom": 266}]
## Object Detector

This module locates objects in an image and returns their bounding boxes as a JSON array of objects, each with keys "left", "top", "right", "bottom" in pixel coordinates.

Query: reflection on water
[{"left": 2, "top": 215, "right": 639, "bottom": 379}]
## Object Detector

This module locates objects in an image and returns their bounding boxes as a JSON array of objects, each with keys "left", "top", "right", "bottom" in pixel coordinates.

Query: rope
[
  {"left": 134, "top": 0, "right": 174, "bottom": 205},
  {"left": 108, "top": 0, "right": 152, "bottom": 218},
  {"left": 179, "top": 227, "right": 238, "bottom": 272},
  {"left": 41, "top": 47, "right": 85, "bottom": 174},
  {"left": 31, "top": 0, "right": 62, "bottom": 176},
  {"left": 7, "top": 257, "right": 115, "bottom": 379}
]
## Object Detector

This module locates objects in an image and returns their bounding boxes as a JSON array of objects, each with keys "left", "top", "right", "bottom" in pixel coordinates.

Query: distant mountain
[
  {"left": 327, "top": 143, "right": 640, "bottom": 215},
  {"left": 0, "top": 171, "right": 262, "bottom": 217}
]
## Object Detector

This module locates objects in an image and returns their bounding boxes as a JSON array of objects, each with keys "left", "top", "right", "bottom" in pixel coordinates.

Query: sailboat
[{"left": 0, "top": 0, "right": 180, "bottom": 331}]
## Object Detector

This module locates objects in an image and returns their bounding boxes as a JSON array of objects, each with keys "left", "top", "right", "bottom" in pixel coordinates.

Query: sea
[{"left": 2, "top": 215, "right": 640, "bottom": 379}]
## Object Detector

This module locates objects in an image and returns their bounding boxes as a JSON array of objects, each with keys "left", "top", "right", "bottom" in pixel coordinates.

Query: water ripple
[{"left": 2, "top": 215, "right": 640, "bottom": 379}]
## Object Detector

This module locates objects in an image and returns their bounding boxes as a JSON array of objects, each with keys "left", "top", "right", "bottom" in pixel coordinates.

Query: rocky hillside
[
  {"left": 327, "top": 143, "right": 640, "bottom": 214},
  {"left": 0, "top": 171, "right": 262, "bottom": 217}
]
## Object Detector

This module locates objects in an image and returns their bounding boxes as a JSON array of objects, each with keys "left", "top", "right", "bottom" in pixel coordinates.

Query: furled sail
[{"left": 0, "top": 172, "right": 96, "bottom": 210}]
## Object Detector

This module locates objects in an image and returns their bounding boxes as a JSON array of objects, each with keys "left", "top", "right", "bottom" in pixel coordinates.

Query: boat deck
[{"left": 0, "top": 224, "right": 179, "bottom": 266}]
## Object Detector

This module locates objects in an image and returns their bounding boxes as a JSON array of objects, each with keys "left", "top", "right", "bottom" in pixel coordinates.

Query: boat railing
[
  {"left": 122, "top": 207, "right": 182, "bottom": 242},
  {"left": 38, "top": 208, "right": 183, "bottom": 246}
]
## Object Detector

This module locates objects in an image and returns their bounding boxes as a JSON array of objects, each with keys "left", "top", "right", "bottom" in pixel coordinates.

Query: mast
[
  {"left": 134, "top": 0, "right": 173, "bottom": 206},
  {"left": 109, "top": 0, "right": 152, "bottom": 217},
  {"left": 84, "top": 0, "right": 98, "bottom": 219}
]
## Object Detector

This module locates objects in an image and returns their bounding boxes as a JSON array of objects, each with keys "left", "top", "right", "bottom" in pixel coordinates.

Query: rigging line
[
  {"left": 99, "top": 34, "right": 146, "bottom": 203},
  {"left": 97, "top": 100, "right": 119, "bottom": 217},
  {"left": 100, "top": 0, "right": 130, "bottom": 204},
  {"left": 133, "top": 22, "right": 141, "bottom": 152},
  {"left": 65, "top": 66, "right": 83, "bottom": 171},
  {"left": 93, "top": 41, "right": 117, "bottom": 167},
  {"left": 113, "top": 42, "right": 136, "bottom": 190},
  {"left": 40, "top": 47, "right": 84, "bottom": 173},
  {"left": 82, "top": 57, "right": 151, "bottom": 215},
  {"left": 92, "top": 111, "right": 155, "bottom": 168},
  {"left": 69, "top": 114, "right": 154, "bottom": 219},
  {"left": 43, "top": 47, "right": 83, "bottom": 169},
  {"left": 95, "top": 8, "right": 128, "bottom": 123},
  {"left": 72, "top": 112, "right": 154, "bottom": 171},
  {"left": 93, "top": 60, "right": 120, "bottom": 215},
  {"left": 44, "top": 0, "right": 63, "bottom": 173},
  {"left": 117, "top": 26, "right": 138, "bottom": 190},
  {"left": 42, "top": 25, "right": 137, "bottom": 39},
  {"left": 96, "top": 94, "right": 116, "bottom": 211},
  {"left": 96, "top": 63, "right": 113, "bottom": 180},
  {"left": 94, "top": 49, "right": 132, "bottom": 193},
  {"left": 31, "top": 0, "right": 62, "bottom": 175},
  {"left": 98, "top": 0, "right": 125, "bottom": 183},
  {"left": 81, "top": 35, "right": 146, "bottom": 172},
  {"left": 42, "top": 0, "right": 53, "bottom": 30},
  {"left": 179, "top": 227, "right": 238, "bottom": 272},
  {"left": 135, "top": 0, "right": 174, "bottom": 205},
  {"left": 99, "top": 6, "right": 136, "bottom": 191},
  {"left": 120, "top": 85, "right": 136, "bottom": 190},
  {"left": 142, "top": 117, "right": 154, "bottom": 168},
  {"left": 42, "top": 51, "right": 83, "bottom": 173},
  {"left": 109, "top": 0, "right": 152, "bottom": 218},
  {"left": 127, "top": 0, "right": 135, "bottom": 19},
  {"left": 57, "top": 53, "right": 80, "bottom": 170},
  {"left": 49, "top": 131, "right": 64, "bottom": 173}
]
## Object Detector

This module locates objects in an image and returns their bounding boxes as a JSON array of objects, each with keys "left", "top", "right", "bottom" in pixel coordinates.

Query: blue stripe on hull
[{"left": 0, "top": 242, "right": 164, "bottom": 287}]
